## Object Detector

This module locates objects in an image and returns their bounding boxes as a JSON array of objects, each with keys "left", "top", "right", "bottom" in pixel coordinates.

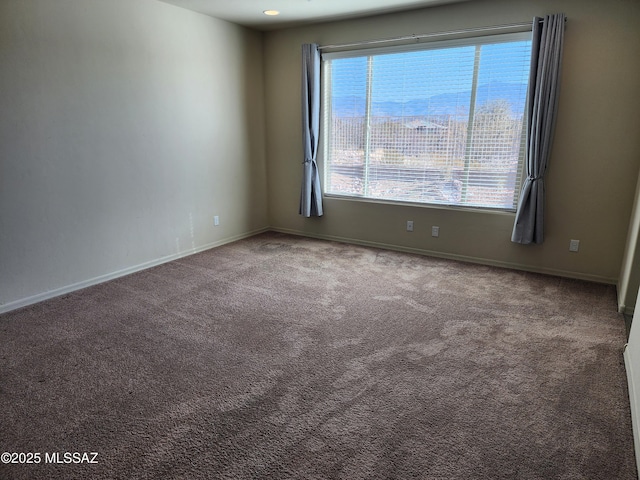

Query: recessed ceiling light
[{"left": 263, "top": 10, "right": 280, "bottom": 16}]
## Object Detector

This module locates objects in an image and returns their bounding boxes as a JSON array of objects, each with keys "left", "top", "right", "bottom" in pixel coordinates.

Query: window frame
[{"left": 320, "top": 31, "right": 533, "bottom": 213}]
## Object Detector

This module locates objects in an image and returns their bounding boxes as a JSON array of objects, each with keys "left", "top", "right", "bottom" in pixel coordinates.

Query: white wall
[
  {"left": 624, "top": 290, "right": 640, "bottom": 476},
  {"left": 264, "top": 0, "right": 640, "bottom": 284},
  {"left": 618, "top": 172, "right": 640, "bottom": 314},
  {"left": 0, "top": 0, "right": 268, "bottom": 311}
]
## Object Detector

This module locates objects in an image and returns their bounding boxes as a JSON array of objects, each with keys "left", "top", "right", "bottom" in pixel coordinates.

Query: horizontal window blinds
[{"left": 323, "top": 33, "right": 532, "bottom": 210}]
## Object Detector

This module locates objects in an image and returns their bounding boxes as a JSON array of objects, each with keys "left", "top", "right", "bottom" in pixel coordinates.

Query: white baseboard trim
[
  {"left": 1, "top": 226, "right": 618, "bottom": 315},
  {"left": 0, "top": 227, "right": 269, "bottom": 315},
  {"left": 270, "top": 227, "right": 618, "bottom": 285},
  {"left": 621, "top": 304, "right": 636, "bottom": 316},
  {"left": 624, "top": 344, "right": 640, "bottom": 479}
]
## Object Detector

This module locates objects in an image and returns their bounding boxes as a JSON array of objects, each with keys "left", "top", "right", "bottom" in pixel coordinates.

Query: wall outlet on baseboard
[
  {"left": 214, "top": 216, "right": 220, "bottom": 226},
  {"left": 406, "top": 220, "right": 414, "bottom": 232},
  {"left": 569, "top": 239, "right": 579, "bottom": 252},
  {"left": 432, "top": 226, "right": 440, "bottom": 237}
]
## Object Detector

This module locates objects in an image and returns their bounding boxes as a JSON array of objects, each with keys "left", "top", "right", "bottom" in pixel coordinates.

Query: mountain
[{"left": 332, "top": 82, "right": 528, "bottom": 118}]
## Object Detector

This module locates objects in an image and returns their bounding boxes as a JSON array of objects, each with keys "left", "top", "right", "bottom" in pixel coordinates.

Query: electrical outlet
[
  {"left": 214, "top": 216, "right": 220, "bottom": 226},
  {"left": 406, "top": 220, "right": 414, "bottom": 232},
  {"left": 569, "top": 239, "right": 579, "bottom": 252},
  {"left": 432, "top": 226, "right": 440, "bottom": 237}
]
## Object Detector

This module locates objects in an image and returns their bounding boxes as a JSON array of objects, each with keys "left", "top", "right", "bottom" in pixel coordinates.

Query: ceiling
[{"left": 157, "top": 0, "right": 472, "bottom": 31}]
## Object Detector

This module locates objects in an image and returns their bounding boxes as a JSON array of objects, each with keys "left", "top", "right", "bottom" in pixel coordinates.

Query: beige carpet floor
[{"left": 0, "top": 232, "right": 636, "bottom": 479}]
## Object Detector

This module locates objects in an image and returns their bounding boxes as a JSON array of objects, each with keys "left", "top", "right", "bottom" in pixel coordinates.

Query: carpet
[{"left": 0, "top": 232, "right": 636, "bottom": 479}]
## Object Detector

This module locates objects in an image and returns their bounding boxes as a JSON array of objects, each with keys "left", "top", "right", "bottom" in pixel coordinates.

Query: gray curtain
[
  {"left": 511, "top": 14, "right": 565, "bottom": 244},
  {"left": 299, "top": 43, "right": 324, "bottom": 217}
]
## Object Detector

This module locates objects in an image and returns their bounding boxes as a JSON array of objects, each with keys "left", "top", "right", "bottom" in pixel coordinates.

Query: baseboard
[
  {"left": 0, "top": 226, "right": 618, "bottom": 315},
  {"left": 621, "top": 304, "right": 636, "bottom": 316},
  {"left": 624, "top": 344, "right": 640, "bottom": 479},
  {"left": 618, "top": 287, "right": 636, "bottom": 316},
  {"left": 0, "top": 227, "right": 269, "bottom": 315},
  {"left": 270, "top": 227, "right": 618, "bottom": 285}
]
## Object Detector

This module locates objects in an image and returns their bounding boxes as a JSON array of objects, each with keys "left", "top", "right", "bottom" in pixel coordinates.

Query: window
[{"left": 322, "top": 33, "right": 532, "bottom": 211}]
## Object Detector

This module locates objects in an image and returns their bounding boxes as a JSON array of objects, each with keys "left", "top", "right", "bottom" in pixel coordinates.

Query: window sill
[{"left": 323, "top": 193, "right": 517, "bottom": 216}]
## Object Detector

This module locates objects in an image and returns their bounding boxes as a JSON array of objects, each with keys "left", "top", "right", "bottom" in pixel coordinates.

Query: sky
[{"left": 330, "top": 40, "right": 532, "bottom": 103}]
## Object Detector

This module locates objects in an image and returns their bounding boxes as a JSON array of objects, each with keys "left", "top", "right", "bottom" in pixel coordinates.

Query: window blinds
[{"left": 323, "top": 32, "right": 532, "bottom": 210}]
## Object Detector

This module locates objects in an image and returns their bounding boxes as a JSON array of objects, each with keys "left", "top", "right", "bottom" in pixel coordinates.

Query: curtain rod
[{"left": 318, "top": 18, "right": 565, "bottom": 51}]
